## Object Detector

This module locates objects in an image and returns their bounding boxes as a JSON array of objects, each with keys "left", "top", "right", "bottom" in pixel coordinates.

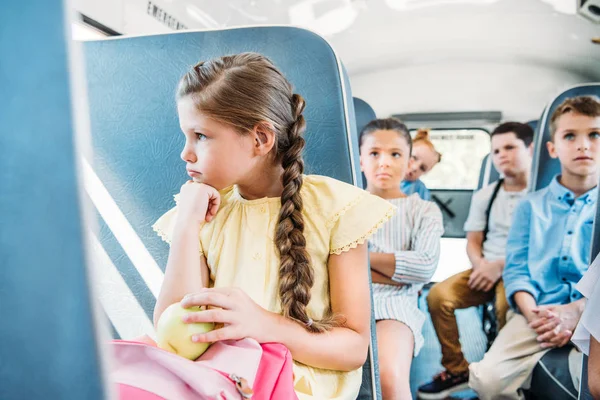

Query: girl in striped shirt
[{"left": 360, "top": 118, "right": 444, "bottom": 399}]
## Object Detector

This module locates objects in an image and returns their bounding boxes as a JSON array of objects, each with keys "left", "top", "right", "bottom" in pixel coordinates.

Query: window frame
[{"left": 73, "top": 13, "right": 121, "bottom": 40}]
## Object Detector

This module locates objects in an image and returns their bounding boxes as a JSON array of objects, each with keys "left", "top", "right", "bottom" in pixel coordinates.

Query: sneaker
[{"left": 417, "top": 370, "right": 470, "bottom": 400}]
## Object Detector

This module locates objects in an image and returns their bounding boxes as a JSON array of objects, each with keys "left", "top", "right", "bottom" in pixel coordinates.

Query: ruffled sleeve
[
  {"left": 151, "top": 194, "right": 205, "bottom": 256},
  {"left": 302, "top": 175, "right": 395, "bottom": 255},
  {"left": 152, "top": 195, "right": 179, "bottom": 244}
]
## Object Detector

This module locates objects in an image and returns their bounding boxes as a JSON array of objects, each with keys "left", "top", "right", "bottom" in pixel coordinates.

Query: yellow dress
[{"left": 153, "top": 175, "right": 395, "bottom": 399}]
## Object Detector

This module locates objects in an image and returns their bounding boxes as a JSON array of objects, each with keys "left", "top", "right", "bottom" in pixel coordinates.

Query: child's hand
[
  {"left": 529, "top": 304, "right": 581, "bottom": 348},
  {"left": 176, "top": 181, "right": 221, "bottom": 225},
  {"left": 179, "top": 287, "right": 277, "bottom": 344},
  {"left": 468, "top": 259, "right": 502, "bottom": 292}
]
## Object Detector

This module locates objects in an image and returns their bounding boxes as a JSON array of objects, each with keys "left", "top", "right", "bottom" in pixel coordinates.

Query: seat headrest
[
  {"left": 531, "top": 84, "right": 600, "bottom": 191},
  {"left": 353, "top": 97, "right": 377, "bottom": 138},
  {"left": 83, "top": 27, "right": 359, "bottom": 267},
  {"left": 2, "top": 2, "right": 106, "bottom": 398},
  {"left": 477, "top": 153, "right": 500, "bottom": 190}
]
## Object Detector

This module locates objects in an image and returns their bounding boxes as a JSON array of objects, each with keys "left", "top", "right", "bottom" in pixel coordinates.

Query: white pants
[{"left": 469, "top": 310, "right": 551, "bottom": 400}]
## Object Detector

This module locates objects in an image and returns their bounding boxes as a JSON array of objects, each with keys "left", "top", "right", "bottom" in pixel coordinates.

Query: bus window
[{"left": 416, "top": 128, "right": 490, "bottom": 190}]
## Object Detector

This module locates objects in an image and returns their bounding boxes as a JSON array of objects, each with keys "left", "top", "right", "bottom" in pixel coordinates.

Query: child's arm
[
  {"left": 513, "top": 291, "right": 538, "bottom": 322},
  {"left": 153, "top": 183, "right": 219, "bottom": 328},
  {"left": 463, "top": 187, "right": 488, "bottom": 268},
  {"left": 154, "top": 227, "right": 210, "bottom": 328},
  {"left": 467, "top": 230, "right": 503, "bottom": 292},
  {"left": 369, "top": 205, "right": 443, "bottom": 284},
  {"left": 466, "top": 231, "right": 485, "bottom": 268},
  {"left": 369, "top": 252, "right": 395, "bottom": 278},
  {"left": 266, "top": 243, "right": 371, "bottom": 371},
  {"left": 181, "top": 243, "right": 372, "bottom": 372},
  {"left": 503, "top": 200, "right": 539, "bottom": 314},
  {"left": 371, "top": 269, "right": 404, "bottom": 286}
]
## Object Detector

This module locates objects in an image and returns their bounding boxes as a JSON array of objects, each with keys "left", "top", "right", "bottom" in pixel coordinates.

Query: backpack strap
[{"left": 483, "top": 178, "right": 504, "bottom": 244}]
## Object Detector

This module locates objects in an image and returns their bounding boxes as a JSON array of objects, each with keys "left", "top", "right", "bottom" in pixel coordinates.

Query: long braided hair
[{"left": 177, "top": 53, "right": 338, "bottom": 333}]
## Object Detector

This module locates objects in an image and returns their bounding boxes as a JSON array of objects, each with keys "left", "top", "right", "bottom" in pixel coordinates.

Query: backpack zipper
[{"left": 229, "top": 373, "right": 253, "bottom": 399}]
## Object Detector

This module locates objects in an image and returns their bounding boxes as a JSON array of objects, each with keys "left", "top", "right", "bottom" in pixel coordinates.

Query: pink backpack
[{"left": 109, "top": 337, "right": 298, "bottom": 400}]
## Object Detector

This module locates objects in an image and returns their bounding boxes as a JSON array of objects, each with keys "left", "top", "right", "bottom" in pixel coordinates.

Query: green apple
[{"left": 156, "top": 302, "right": 215, "bottom": 360}]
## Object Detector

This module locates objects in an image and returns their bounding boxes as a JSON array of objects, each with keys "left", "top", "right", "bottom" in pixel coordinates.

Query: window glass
[{"left": 415, "top": 129, "right": 490, "bottom": 190}]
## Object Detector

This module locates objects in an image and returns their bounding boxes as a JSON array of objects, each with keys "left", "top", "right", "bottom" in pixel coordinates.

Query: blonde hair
[
  {"left": 550, "top": 96, "right": 600, "bottom": 141},
  {"left": 413, "top": 128, "right": 442, "bottom": 162},
  {"left": 177, "top": 53, "right": 339, "bottom": 333}
]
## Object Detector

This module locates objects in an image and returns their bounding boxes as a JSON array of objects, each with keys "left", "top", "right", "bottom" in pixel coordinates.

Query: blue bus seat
[
  {"left": 83, "top": 27, "right": 380, "bottom": 399},
  {"left": 527, "top": 120, "right": 539, "bottom": 132},
  {"left": 353, "top": 97, "right": 377, "bottom": 188},
  {"left": 1, "top": 1, "right": 105, "bottom": 398},
  {"left": 579, "top": 354, "right": 593, "bottom": 400},
  {"left": 526, "top": 84, "right": 600, "bottom": 399},
  {"left": 477, "top": 154, "right": 500, "bottom": 190},
  {"left": 350, "top": 96, "right": 383, "bottom": 399},
  {"left": 527, "top": 345, "right": 581, "bottom": 400},
  {"left": 354, "top": 97, "right": 377, "bottom": 136}
]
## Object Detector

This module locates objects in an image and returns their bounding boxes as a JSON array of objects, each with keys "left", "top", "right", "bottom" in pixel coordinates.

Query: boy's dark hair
[
  {"left": 550, "top": 96, "right": 600, "bottom": 141},
  {"left": 491, "top": 122, "right": 534, "bottom": 147}
]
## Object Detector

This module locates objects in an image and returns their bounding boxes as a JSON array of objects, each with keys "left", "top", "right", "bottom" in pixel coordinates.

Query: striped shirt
[{"left": 370, "top": 194, "right": 444, "bottom": 355}]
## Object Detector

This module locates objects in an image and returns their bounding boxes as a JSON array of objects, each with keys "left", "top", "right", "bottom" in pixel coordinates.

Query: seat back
[
  {"left": 528, "top": 345, "right": 581, "bottom": 400},
  {"left": 531, "top": 84, "right": 600, "bottom": 191},
  {"left": 477, "top": 154, "right": 500, "bottom": 190},
  {"left": 83, "top": 27, "right": 379, "bottom": 399},
  {"left": 580, "top": 355, "right": 593, "bottom": 400},
  {"left": 1, "top": 1, "right": 105, "bottom": 398},
  {"left": 527, "top": 120, "right": 539, "bottom": 132},
  {"left": 353, "top": 97, "right": 377, "bottom": 188},
  {"left": 350, "top": 96, "right": 382, "bottom": 398},
  {"left": 354, "top": 97, "right": 377, "bottom": 139}
]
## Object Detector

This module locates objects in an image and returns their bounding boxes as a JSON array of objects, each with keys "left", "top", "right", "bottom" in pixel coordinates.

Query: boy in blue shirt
[{"left": 469, "top": 96, "right": 600, "bottom": 400}]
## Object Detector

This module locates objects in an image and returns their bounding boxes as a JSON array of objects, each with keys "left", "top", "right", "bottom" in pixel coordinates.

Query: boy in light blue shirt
[{"left": 469, "top": 96, "right": 600, "bottom": 400}]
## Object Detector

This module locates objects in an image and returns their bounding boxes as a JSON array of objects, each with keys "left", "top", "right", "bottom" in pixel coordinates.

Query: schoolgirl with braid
[{"left": 151, "top": 53, "right": 395, "bottom": 399}]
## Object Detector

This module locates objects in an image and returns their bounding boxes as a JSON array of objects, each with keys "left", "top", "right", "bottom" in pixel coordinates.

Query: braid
[{"left": 275, "top": 94, "right": 343, "bottom": 333}]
